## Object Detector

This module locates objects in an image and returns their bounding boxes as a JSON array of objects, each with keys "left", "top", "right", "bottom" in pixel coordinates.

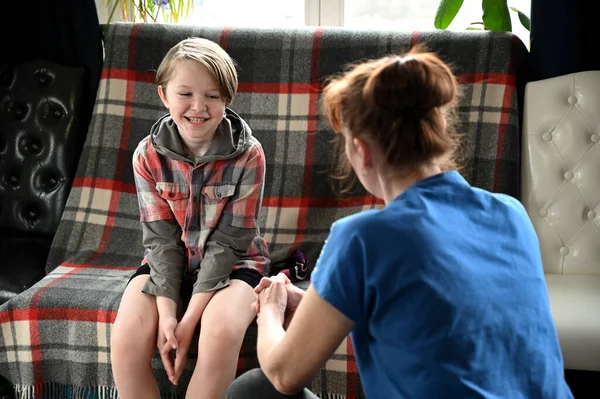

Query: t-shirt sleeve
[{"left": 311, "top": 220, "right": 366, "bottom": 324}]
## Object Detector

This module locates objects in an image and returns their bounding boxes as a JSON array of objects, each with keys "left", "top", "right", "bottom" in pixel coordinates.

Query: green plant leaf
[
  {"left": 105, "top": 0, "right": 120, "bottom": 24},
  {"left": 482, "top": 0, "right": 512, "bottom": 31},
  {"left": 510, "top": 6, "right": 530, "bottom": 31},
  {"left": 435, "top": 0, "right": 465, "bottom": 29}
]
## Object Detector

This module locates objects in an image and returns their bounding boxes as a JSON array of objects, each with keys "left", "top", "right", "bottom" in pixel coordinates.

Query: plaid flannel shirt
[{"left": 132, "top": 109, "right": 270, "bottom": 301}]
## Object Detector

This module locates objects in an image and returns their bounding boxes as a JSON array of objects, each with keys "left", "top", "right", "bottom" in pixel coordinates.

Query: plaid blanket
[{"left": 0, "top": 23, "right": 528, "bottom": 398}]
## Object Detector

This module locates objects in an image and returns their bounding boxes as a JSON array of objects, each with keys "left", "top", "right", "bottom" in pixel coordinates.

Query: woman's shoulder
[{"left": 330, "top": 208, "right": 398, "bottom": 241}]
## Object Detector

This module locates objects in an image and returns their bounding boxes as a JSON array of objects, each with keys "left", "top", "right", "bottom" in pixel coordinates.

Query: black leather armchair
[{"left": 0, "top": 60, "right": 85, "bottom": 304}]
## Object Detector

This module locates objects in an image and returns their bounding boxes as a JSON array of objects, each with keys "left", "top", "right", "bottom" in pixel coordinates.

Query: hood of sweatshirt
[{"left": 149, "top": 107, "right": 251, "bottom": 165}]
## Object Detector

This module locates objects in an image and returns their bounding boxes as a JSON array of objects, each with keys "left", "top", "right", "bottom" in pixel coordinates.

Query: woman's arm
[{"left": 257, "top": 283, "right": 355, "bottom": 395}]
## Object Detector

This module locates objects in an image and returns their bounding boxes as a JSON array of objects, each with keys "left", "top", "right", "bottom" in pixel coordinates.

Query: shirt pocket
[
  {"left": 156, "top": 182, "right": 190, "bottom": 226},
  {"left": 201, "top": 182, "right": 236, "bottom": 228}
]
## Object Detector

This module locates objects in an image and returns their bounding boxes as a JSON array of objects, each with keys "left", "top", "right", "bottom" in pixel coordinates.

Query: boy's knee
[{"left": 200, "top": 318, "right": 246, "bottom": 346}]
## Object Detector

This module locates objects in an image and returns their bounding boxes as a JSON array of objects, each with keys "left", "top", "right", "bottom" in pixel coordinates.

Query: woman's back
[{"left": 312, "top": 171, "right": 572, "bottom": 398}]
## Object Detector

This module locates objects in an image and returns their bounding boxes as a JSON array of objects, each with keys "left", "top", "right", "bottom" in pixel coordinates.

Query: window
[
  {"left": 343, "top": 0, "right": 530, "bottom": 46},
  {"left": 96, "top": 0, "right": 530, "bottom": 46},
  {"left": 187, "top": 0, "right": 306, "bottom": 27}
]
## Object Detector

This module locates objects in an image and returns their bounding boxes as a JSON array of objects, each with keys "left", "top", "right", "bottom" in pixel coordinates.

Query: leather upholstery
[
  {"left": 521, "top": 71, "right": 600, "bottom": 371},
  {"left": 0, "top": 60, "right": 84, "bottom": 304}
]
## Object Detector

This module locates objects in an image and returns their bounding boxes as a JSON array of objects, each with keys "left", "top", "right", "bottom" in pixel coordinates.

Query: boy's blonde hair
[{"left": 156, "top": 37, "right": 238, "bottom": 105}]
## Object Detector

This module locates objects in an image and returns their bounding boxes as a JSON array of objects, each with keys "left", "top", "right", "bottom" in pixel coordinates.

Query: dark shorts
[{"left": 128, "top": 264, "right": 264, "bottom": 303}]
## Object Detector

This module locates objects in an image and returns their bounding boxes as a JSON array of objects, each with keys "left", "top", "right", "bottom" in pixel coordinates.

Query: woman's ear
[{"left": 353, "top": 137, "right": 374, "bottom": 169}]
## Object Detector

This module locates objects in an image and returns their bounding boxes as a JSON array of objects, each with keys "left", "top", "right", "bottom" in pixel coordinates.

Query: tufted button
[
  {"left": 568, "top": 95, "right": 578, "bottom": 105},
  {"left": 21, "top": 203, "right": 41, "bottom": 225},
  {"left": 14, "top": 103, "right": 28, "bottom": 120},
  {"left": 560, "top": 246, "right": 570, "bottom": 256},
  {"left": 588, "top": 209, "right": 597, "bottom": 220},
  {"left": 44, "top": 176, "right": 59, "bottom": 191},
  {"left": 538, "top": 208, "right": 548, "bottom": 217},
  {"left": 34, "top": 69, "right": 53, "bottom": 87},
  {"left": 564, "top": 171, "right": 574, "bottom": 181},
  {"left": 20, "top": 136, "right": 43, "bottom": 156},
  {"left": 592, "top": 133, "right": 600, "bottom": 143},
  {"left": 542, "top": 132, "right": 552, "bottom": 142},
  {"left": 41, "top": 101, "right": 65, "bottom": 124},
  {"left": 9, "top": 174, "right": 19, "bottom": 187}
]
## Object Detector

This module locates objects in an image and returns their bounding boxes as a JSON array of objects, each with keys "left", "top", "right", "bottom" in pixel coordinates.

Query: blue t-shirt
[{"left": 311, "top": 171, "right": 573, "bottom": 399}]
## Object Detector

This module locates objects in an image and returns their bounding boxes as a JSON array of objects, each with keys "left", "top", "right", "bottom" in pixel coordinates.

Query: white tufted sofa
[{"left": 521, "top": 71, "right": 600, "bottom": 372}]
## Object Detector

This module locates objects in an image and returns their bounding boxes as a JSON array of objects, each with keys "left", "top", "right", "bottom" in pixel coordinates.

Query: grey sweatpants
[{"left": 226, "top": 368, "right": 319, "bottom": 399}]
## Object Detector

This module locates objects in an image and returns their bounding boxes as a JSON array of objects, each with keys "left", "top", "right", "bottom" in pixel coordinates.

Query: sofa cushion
[
  {"left": 545, "top": 274, "right": 600, "bottom": 371},
  {"left": 521, "top": 71, "right": 600, "bottom": 371}
]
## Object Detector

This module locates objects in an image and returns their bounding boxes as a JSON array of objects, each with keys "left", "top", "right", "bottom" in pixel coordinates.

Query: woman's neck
[{"left": 379, "top": 162, "right": 443, "bottom": 205}]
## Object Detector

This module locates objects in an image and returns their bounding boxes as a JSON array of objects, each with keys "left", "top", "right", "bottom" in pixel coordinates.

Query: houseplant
[
  {"left": 435, "top": 0, "right": 530, "bottom": 31},
  {"left": 105, "top": 0, "right": 194, "bottom": 23}
]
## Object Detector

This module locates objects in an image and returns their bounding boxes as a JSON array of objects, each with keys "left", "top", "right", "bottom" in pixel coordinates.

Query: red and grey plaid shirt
[{"left": 132, "top": 110, "right": 270, "bottom": 301}]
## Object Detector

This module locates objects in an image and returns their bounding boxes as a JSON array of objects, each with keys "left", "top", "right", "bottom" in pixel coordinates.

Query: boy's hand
[
  {"left": 169, "top": 317, "right": 197, "bottom": 385},
  {"left": 157, "top": 316, "right": 178, "bottom": 383}
]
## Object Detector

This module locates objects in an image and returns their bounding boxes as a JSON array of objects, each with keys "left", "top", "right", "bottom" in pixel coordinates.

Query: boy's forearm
[
  {"left": 181, "top": 291, "right": 216, "bottom": 324},
  {"left": 156, "top": 296, "right": 178, "bottom": 319}
]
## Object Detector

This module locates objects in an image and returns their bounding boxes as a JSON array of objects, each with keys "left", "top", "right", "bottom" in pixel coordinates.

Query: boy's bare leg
[
  {"left": 186, "top": 279, "right": 256, "bottom": 399},
  {"left": 111, "top": 275, "right": 160, "bottom": 399}
]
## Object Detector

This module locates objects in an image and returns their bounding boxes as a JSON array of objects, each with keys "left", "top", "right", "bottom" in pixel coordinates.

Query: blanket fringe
[
  {"left": 14, "top": 384, "right": 118, "bottom": 399},
  {"left": 14, "top": 383, "right": 351, "bottom": 399},
  {"left": 13, "top": 383, "right": 183, "bottom": 399}
]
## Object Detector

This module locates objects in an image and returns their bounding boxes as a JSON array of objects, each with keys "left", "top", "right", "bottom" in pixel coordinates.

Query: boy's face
[{"left": 158, "top": 59, "right": 226, "bottom": 151}]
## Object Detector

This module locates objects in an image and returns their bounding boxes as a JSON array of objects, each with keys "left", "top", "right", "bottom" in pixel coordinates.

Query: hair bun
[{"left": 363, "top": 48, "right": 457, "bottom": 118}]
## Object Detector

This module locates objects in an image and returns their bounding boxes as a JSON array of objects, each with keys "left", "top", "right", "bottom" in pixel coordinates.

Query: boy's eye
[
  {"left": 178, "top": 93, "right": 192, "bottom": 97},
  {"left": 208, "top": 94, "right": 220, "bottom": 100}
]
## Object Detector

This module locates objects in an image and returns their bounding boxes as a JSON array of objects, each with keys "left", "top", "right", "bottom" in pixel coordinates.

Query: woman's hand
[
  {"left": 255, "top": 276, "right": 288, "bottom": 326},
  {"left": 157, "top": 315, "right": 178, "bottom": 383},
  {"left": 254, "top": 273, "right": 305, "bottom": 328},
  {"left": 167, "top": 316, "right": 197, "bottom": 385}
]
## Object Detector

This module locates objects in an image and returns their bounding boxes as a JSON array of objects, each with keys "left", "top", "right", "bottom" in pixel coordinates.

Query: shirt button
[
  {"left": 216, "top": 192, "right": 222, "bottom": 198},
  {"left": 193, "top": 196, "right": 199, "bottom": 202},
  {"left": 190, "top": 250, "right": 196, "bottom": 256},
  {"left": 189, "top": 225, "right": 197, "bottom": 231},
  {"left": 168, "top": 192, "right": 174, "bottom": 198}
]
